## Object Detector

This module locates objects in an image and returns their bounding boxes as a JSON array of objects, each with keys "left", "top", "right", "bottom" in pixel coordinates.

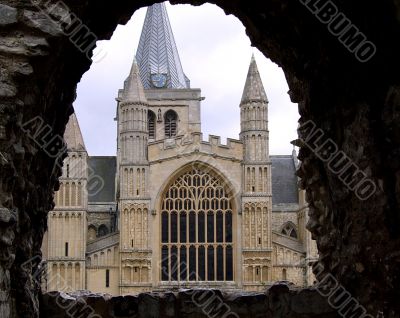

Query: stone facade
[{"left": 40, "top": 3, "right": 318, "bottom": 296}]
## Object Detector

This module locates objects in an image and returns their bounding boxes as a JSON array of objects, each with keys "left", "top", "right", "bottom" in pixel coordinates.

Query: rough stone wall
[
  {"left": 39, "top": 285, "right": 340, "bottom": 318},
  {"left": 272, "top": 209, "right": 298, "bottom": 233},
  {"left": 0, "top": 0, "right": 399, "bottom": 317},
  {"left": 0, "top": 1, "right": 75, "bottom": 316}
]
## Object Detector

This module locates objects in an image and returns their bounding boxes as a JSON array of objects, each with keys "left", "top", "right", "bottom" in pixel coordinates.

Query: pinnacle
[
  {"left": 241, "top": 55, "right": 268, "bottom": 105},
  {"left": 122, "top": 59, "right": 147, "bottom": 103},
  {"left": 64, "top": 113, "right": 86, "bottom": 151}
]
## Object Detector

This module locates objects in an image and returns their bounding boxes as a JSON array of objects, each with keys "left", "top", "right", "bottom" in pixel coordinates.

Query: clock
[{"left": 151, "top": 73, "right": 167, "bottom": 88}]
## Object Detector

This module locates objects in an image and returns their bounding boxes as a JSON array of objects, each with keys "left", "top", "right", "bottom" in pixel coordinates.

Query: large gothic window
[
  {"left": 164, "top": 110, "right": 177, "bottom": 138},
  {"left": 148, "top": 110, "right": 156, "bottom": 139},
  {"left": 161, "top": 166, "right": 234, "bottom": 282}
]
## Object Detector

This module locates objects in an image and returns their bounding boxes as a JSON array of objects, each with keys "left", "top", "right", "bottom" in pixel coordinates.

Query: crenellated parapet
[{"left": 148, "top": 132, "right": 243, "bottom": 163}]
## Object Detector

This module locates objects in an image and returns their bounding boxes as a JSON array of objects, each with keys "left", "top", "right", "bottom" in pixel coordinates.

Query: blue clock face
[{"left": 151, "top": 73, "right": 167, "bottom": 88}]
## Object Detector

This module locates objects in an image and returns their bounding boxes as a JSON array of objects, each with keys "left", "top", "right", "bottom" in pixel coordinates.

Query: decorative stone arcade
[{"left": 0, "top": 0, "right": 399, "bottom": 317}]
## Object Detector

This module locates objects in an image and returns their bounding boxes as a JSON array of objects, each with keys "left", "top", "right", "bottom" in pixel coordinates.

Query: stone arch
[
  {"left": 282, "top": 268, "right": 287, "bottom": 280},
  {"left": 88, "top": 225, "right": 97, "bottom": 241},
  {"left": 157, "top": 161, "right": 237, "bottom": 282},
  {"left": 148, "top": 109, "right": 156, "bottom": 139},
  {"left": 97, "top": 224, "right": 109, "bottom": 238},
  {"left": 164, "top": 109, "right": 178, "bottom": 138},
  {"left": 1, "top": 0, "right": 398, "bottom": 315},
  {"left": 156, "top": 160, "right": 240, "bottom": 213},
  {"left": 281, "top": 222, "right": 298, "bottom": 239}
]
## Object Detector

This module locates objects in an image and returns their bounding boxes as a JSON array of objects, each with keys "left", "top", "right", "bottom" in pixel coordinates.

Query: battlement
[{"left": 148, "top": 132, "right": 243, "bottom": 163}]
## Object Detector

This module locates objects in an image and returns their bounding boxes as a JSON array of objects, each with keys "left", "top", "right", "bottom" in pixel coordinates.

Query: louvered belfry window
[
  {"left": 164, "top": 110, "right": 177, "bottom": 138},
  {"left": 148, "top": 110, "right": 156, "bottom": 139},
  {"left": 161, "top": 166, "right": 234, "bottom": 282}
]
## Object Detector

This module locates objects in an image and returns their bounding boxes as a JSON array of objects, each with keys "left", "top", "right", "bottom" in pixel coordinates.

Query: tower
[
  {"left": 135, "top": 2, "right": 201, "bottom": 142},
  {"left": 116, "top": 59, "right": 152, "bottom": 294},
  {"left": 121, "top": 2, "right": 204, "bottom": 291},
  {"left": 239, "top": 55, "right": 273, "bottom": 289},
  {"left": 44, "top": 113, "right": 87, "bottom": 291}
]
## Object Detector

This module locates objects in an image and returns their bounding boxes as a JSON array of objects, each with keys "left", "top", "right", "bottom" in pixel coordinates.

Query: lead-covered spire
[
  {"left": 135, "top": 2, "right": 190, "bottom": 89},
  {"left": 240, "top": 54, "right": 268, "bottom": 105}
]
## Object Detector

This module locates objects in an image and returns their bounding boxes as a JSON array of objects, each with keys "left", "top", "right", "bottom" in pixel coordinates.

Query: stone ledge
[{"left": 40, "top": 284, "right": 339, "bottom": 318}]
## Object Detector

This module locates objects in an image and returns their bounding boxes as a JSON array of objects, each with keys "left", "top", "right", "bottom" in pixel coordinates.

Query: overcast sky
[{"left": 73, "top": 2, "right": 299, "bottom": 156}]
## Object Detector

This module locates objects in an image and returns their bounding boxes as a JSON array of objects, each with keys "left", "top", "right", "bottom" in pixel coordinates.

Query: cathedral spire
[
  {"left": 122, "top": 58, "right": 148, "bottom": 103},
  {"left": 64, "top": 113, "right": 86, "bottom": 151},
  {"left": 136, "top": 2, "right": 190, "bottom": 89},
  {"left": 240, "top": 55, "right": 268, "bottom": 105}
]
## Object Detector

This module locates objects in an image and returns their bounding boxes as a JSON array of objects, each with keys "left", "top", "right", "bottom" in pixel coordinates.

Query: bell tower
[{"left": 240, "top": 55, "right": 273, "bottom": 289}]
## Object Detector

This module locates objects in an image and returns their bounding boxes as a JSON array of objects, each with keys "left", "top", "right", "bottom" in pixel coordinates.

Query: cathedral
[{"left": 41, "top": 2, "right": 318, "bottom": 295}]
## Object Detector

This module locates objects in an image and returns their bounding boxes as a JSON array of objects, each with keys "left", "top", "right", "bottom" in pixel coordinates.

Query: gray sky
[{"left": 73, "top": 2, "right": 299, "bottom": 156}]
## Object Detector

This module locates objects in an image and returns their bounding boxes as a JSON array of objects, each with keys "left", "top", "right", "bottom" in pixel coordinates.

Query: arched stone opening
[
  {"left": 281, "top": 222, "right": 298, "bottom": 239},
  {"left": 87, "top": 224, "right": 97, "bottom": 242},
  {"left": 0, "top": 0, "right": 399, "bottom": 317},
  {"left": 97, "top": 224, "right": 109, "bottom": 238},
  {"left": 157, "top": 162, "right": 236, "bottom": 286}
]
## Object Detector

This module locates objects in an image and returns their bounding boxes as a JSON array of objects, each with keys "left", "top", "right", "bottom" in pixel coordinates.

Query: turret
[
  {"left": 118, "top": 59, "right": 149, "bottom": 166},
  {"left": 240, "top": 55, "right": 270, "bottom": 194},
  {"left": 43, "top": 113, "right": 88, "bottom": 291},
  {"left": 239, "top": 56, "right": 273, "bottom": 289}
]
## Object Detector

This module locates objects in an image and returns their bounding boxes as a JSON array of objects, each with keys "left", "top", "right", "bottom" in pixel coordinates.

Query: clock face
[{"left": 151, "top": 73, "right": 167, "bottom": 88}]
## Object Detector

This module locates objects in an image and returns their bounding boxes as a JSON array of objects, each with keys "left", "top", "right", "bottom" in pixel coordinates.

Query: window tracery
[{"left": 161, "top": 167, "right": 234, "bottom": 282}]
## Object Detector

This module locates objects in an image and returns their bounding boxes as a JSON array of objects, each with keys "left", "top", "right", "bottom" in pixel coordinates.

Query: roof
[
  {"left": 87, "top": 156, "right": 116, "bottom": 203},
  {"left": 136, "top": 3, "right": 190, "bottom": 89},
  {"left": 64, "top": 113, "right": 86, "bottom": 151},
  {"left": 241, "top": 55, "right": 268, "bottom": 105},
  {"left": 271, "top": 155, "right": 299, "bottom": 204}
]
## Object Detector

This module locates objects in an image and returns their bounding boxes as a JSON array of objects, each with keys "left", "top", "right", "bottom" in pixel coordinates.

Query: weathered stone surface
[
  {"left": 0, "top": 0, "right": 399, "bottom": 317},
  {"left": 23, "top": 10, "right": 63, "bottom": 36},
  {"left": 40, "top": 286, "right": 340, "bottom": 318},
  {"left": 0, "top": 4, "right": 17, "bottom": 26},
  {"left": 290, "top": 288, "right": 333, "bottom": 315}
]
